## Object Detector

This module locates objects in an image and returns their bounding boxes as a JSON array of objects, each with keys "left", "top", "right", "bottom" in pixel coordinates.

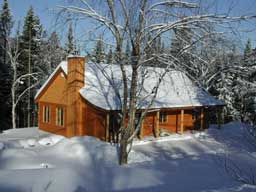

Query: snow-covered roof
[{"left": 35, "top": 61, "right": 224, "bottom": 110}]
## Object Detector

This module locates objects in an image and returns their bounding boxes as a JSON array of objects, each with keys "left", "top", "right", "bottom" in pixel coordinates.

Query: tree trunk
[
  {"left": 11, "top": 87, "right": 16, "bottom": 129},
  {"left": 119, "top": 60, "right": 139, "bottom": 165},
  {"left": 119, "top": 139, "right": 128, "bottom": 165},
  {"left": 12, "top": 104, "right": 16, "bottom": 129},
  {"left": 11, "top": 63, "right": 17, "bottom": 129}
]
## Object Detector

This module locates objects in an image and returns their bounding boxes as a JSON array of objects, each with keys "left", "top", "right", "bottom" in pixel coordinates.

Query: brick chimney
[{"left": 66, "top": 56, "right": 85, "bottom": 137}]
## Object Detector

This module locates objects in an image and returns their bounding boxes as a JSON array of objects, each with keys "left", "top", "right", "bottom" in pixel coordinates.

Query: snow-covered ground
[{"left": 0, "top": 122, "right": 256, "bottom": 192}]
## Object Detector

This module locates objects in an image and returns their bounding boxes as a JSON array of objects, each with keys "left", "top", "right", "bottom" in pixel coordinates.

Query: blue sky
[
  {"left": 1, "top": 0, "right": 66, "bottom": 30},
  {"left": 1, "top": 0, "right": 256, "bottom": 50}
]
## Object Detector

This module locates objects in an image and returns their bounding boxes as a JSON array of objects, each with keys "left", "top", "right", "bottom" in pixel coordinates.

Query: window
[
  {"left": 192, "top": 109, "right": 200, "bottom": 120},
  {"left": 56, "top": 107, "right": 64, "bottom": 127},
  {"left": 43, "top": 105, "right": 50, "bottom": 123},
  {"left": 159, "top": 111, "right": 168, "bottom": 123}
]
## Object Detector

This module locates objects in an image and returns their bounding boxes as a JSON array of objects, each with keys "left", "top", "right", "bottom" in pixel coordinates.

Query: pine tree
[
  {"left": 170, "top": 28, "right": 192, "bottom": 60},
  {"left": 124, "top": 40, "right": 131, "bottom": 64},
  {"left": 170, "top": 28, "right": 194, "bottom": 74},
  {"left": 65, "top": 23, "right": 75, "bottom": 55},
  {"left": 154, "top": 36, "right": 162, "bottom": 54},
  {"left": 144, "top": 35, "right": 163, "bottom": 66},
  {"left": 0, "top": 0, "right": 12, "bottom": 65},
  {"left": 49, "top": 32, "right": 65, "bottom": 69},
  {"left": 35, "top": 31, "right": 66, "bottom": 88},
  {"left": 243, "top": 39, "right": 252, "bottom": 66},
  {"left": 107, "top": 48, "right": 113, "bottom": 64},
  {"left": 232, "top": 39, "right": 256, "bottom": 122},
  {"left": 0, "top": 0, "right": 13, "bottom": 130},
  {"left": 18, "top": 6, "right": 42, "bottom": 128},
  {"left": 242, "top": 41, "right": 256, "bottom": 122},
  {"left": 92, "top": 37, "right": 105, "bottom": 63},
  {"left": 125, "top": 40, "right": 131, "bottom": 58},
  {"left": 19, "top": 6, "right": 42, "bottom": 76},
  {"left": 160, "top": 40, "right": 165, "bottom": 53},
  {"left": 215, "top": 54, "right": 237, "bottom": 121}
]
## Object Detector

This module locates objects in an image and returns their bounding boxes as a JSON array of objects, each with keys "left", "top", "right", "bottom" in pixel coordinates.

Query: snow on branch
[
  {"left": 148, "top": 0, "right": 199, "bottom": 11},
  {"left": 13, "top": 73, "right": 39, "bottom": 107}
]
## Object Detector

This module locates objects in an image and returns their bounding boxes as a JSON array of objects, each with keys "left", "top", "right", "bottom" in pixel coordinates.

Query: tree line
[
  {"left": 0, "top": 0, "right": 255, "bottom": 147},
  {"left": 90, "top": 28, "right": 256, "bottom": 126},
  {"left": 0, "top": 0, "right": 77, "bottom": 131}
]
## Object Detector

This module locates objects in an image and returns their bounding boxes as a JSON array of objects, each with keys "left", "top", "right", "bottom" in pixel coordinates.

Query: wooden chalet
[{"left": 35, "top": 56, "right": 224, "bottom": 141}]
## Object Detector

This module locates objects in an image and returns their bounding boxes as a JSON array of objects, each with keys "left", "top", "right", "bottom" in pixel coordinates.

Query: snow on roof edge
[
  {"left": 80, "top": 89, "right": 225, "bottom": 111},
  {"left": 35, "top": 60, "right": 225, "bottom": 110},
  {"left": 34, "top": 61, "right": 67, "bottom": 100}
]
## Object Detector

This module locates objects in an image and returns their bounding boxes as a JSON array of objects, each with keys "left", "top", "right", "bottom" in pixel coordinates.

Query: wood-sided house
[{"left": 35, "top": 56, "right": 224, "bottom": 141}]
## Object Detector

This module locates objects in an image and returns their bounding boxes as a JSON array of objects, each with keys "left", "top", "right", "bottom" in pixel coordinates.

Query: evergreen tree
[
  {"left": 0, "top": 0, "right": 13, "bottom": 65},
  {"left": 0, "top": 0, "right": 13, "bottom": 130},
  {"left": 107, "top": 48, "right": 113, "bottom": 64},
  {"left": 144, "top": 35, "right": 163, "bottom": 66},
  {"left": 160, "top": 40, "right": 165, "bottom": 53},
  {"left": 49, "top": 32, "right": 65, "bottom": 70},
  {"left": 19, "top": 6, "right": 42, "bottom": 75},
  {"left": 169, "top": 28, "right": 197, "bottom": 78},
  {"left": 18, "top": 6, "right": 42, "bottom": 128},
  {"left": 124, "top": 40, "right": 131, "bottom": 64},
  {"left": 65, "top": 23, "right": 75, "bottom": 55},
  {"left": 243, "top": 42, "right": 256, "bottom": 122},
  {"left": 154, "top": 36, "right": 162, "bottom": 54},
  {"left": 243, "top": 39, "right": 252, "bottom": 66},
  {"left": 35, "top": 31, "right": 66, "bottom": 91},
  {"left": 170, "top": 28, "right": 193, "bottom": 63},
  {"left": 215, "top": 54, "right": 237, "bottom": 121},
  {"left": 125, "top": 40, "right": 131, "bottom": 58},
  {"left": 232, "top": 40, "right": 256, "bottom": 122},
  {"left": 242, "top": 40, "right": 254, "bottom": 79},
  {"left": 92, "top": 37, "right": 105, "bottom": 63}
]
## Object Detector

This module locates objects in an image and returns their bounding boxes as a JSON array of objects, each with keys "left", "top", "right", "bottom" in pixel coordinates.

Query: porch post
[
  {"left": 106, "top": 113, "right": 110, "bottom": 141},
  {"left": 139, "top": 118, "right": 144, "bottom": 140},
  {"left": 180, "top": 109, "right": 184, "bottom": 134},
  {"left": 200, "top": 108, "right": 204, "bottom": 130},
  {"left": 155, "top": 111, "right": 160, "bottom": 137}
]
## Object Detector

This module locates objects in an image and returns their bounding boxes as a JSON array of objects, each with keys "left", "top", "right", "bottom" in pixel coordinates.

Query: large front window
[{"left": 56, "top": 107, "right": 64, "bottom": 127}]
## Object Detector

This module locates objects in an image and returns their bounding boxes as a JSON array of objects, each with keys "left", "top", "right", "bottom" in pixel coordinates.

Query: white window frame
[
  {"left": 43, "top": 105, "right": 50, "bottom": 123},
  {"left": 56, "top": 107, "right": 64, "bottom": 127}
]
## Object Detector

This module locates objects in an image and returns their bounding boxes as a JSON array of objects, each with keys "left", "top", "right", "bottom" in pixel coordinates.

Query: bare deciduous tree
[
  {"left": 60, "top": 0, "right": 256, "bottom": 165},
  {"left": 6, "top": 34, "right": 38, "bottom": 129}
]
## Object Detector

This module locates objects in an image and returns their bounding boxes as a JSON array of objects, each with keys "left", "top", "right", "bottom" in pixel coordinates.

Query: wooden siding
[
  {"left": 37, "top": 69, "right": 68, "bottom": 136},
  {"left": 38, "top": 102, "right": 67, "bottom": 136},
  {"left": 35, "top": 58, "right": 215, "bottom": 141},
  {"left": 82, "top": 101, "right": 107, "bottom": 140},
  {"left": 143, "top": 112, "right": 155, "bottom": 136},
  {"left": 141, "top": 108, "right": 209, "bottom": 137},
  {"left": 36, "top": 69, "right": 67, "bottom": 104},
  {"left": 36, "top": 58, "right": 108, "bottom": 140}
]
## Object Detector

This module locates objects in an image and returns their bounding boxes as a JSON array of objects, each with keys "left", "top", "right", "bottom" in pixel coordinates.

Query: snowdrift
[{"left": 0, "top": 131, "right": 151, "bottom": 170}]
